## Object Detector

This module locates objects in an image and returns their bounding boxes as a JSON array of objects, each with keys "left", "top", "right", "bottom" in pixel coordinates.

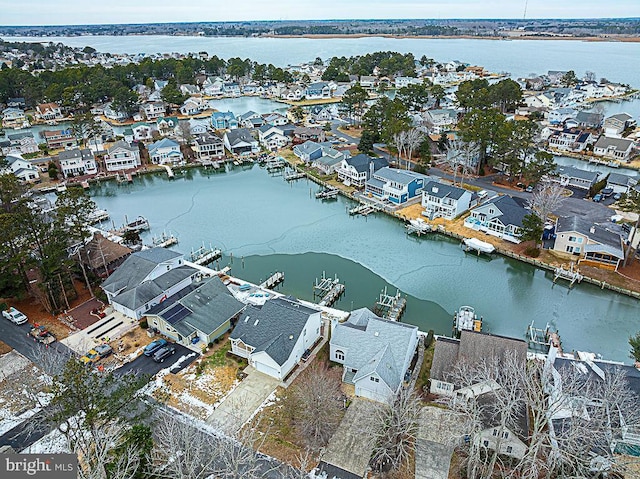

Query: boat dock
[
  {"left": 87, "top": 209, "right": 109, "bottom": 225},
  {"left": 266, "top": 158, "right": 286, "bottom": 171},
  {"left": 81, "top": 180, "right": 90, "bottom": 190},
  {"left": 453, "top": 306, "right": 482, "bottom": 337},
  {"left": 313, "top": 272, "right": 345, "bottom": 307},
  {"left": 151, "top": 232, "right": 178, "bottom": 248},
  {"left": 189, "top": 244, "right": 222, "bottom": 266},
  {"left": 554, "top": 264, "right": 583, "bottom": 286},
  {"left": 315, "top": 188, "right": 339, "bottom": 200},
  {"left": 259, "top": 271, "right": 285, "bottom": 289},
  {"left": 285, "top": 170, "right": 306, "bottom": 182},
  {"left": 161, "top": 164, "right": 175, "bottom": 179},
  {"left": 526, "top": 320, "right": 562, "bottom": 354},
  {"left": 406, "top": 219, "right": 433, "bottom": 236},
  {"left": 374, "top": 287, "right": 407, "bottom": 321},
  {"left": 111, "top": 215, "right": 149, "bottom": 235},
  {"left": 349, "top": 203, "right": 380, "bottom": 216},
  {"left": 462, "top": 237, "right": 496, "bottom": 255}
]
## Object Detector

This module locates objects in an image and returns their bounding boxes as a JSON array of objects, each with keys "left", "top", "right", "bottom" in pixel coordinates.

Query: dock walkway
[{"left": 259, "top": 272, "right": 285, "bottom": 289}]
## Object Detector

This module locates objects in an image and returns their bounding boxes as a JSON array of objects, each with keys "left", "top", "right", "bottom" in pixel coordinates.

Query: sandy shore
[{"left": 260, "top": 33, "right": 640, "bottom": 43}]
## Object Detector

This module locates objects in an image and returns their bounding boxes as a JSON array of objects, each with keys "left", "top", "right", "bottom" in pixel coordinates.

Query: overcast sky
[{"left": 2, "top": 0, "right": 639, "bottom": 26}]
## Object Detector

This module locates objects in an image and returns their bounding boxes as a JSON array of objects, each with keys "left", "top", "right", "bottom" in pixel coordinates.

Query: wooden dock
[
  {"left": 111, "top": 215, "right": 150, "bottom": 235},
  {"left": 348, "top": 203, "right": 379, "bottom": 216},
  {"left": 152, "top": 232, "right": 178, "bottom": 248},
  {"left": 313, "top": 272, "right": 345, "bottom": 307},
  {"left": 260, "top": 272, "right": 285, "bottom": 289},
  {"left": 189, "top": 244, "right": 222, "bottom": 266},
  {"left": 374, "top": 287, "right": 407, "bottom": 321},
  {"left": 315, "top": 188, "right": 339, "bottom": 200},
  {"left": 266, "top": 158, "right": 286, "bottom": 171},
  {"left": 87, "top": 209, "right": 109, "bottom": 225},
  {"left": 161, "top": 164, "right": 175, "bottom": 179},
  {"left": 285, "top": 171, "right": 306, "bottom": 182},
  {"left": 553, "top": 264, "right": 583, "bottom": 286}
]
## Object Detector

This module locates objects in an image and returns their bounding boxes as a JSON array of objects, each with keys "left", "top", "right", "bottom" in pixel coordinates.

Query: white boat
[
  {"left": 463, "top": 237, "right": 495, "bottom": 254},
  {"left": 408, "top": 218, "right": 432, "bottom": 233},
  {"left": 454, "top": 306, "right": 483, "bottom": 335}
]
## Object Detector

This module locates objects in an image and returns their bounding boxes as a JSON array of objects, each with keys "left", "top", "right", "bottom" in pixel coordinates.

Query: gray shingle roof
[
  {"left": 231, "top": 297, "right": 318, "bottom": 366},
  {"left": 554, "top": 165, "right": 600, "bottom": 183},
  {"left": 373, "top": 167, "right": 429, "bottom": 186},
  {"left": 345, "top": 154, "right": 388, "bottom": 173},
  {"left": 423, "top": 180, "right": 467, "bottom": 200},
  {"left": 593, "top": 136, "right": 634, "bottom": 152},
  {"left": 225, "top": 128, "right": 255, "bottom": 146},
  {"left": 607, "top": 172, "right": 636, "bottom": 188},
  {"left": 481, "top": 195, "right": 529, "bottom": 229},
  {"left": 556, "top": 216, "right": 624, "bottom": 251},
  {"left": 331, "top": 308, "right": 418, "bottom": 392},
  {"left": 108, "top": 140, "right": 137, "bottom": 153}
]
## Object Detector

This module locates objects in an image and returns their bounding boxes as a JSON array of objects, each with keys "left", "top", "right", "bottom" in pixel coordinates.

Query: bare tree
[
  {"left": 404, "top": 128, "right": 423, "bottom": 171},
  {"left": 528, "top": 179, "right": 565, "bottom": 223},
  {"left": 289, "top": 362, "right": 344, "bottom": 452},
  {"left": 392, "top": 130, "right": 408, "bottom": 168},
  {"left": 584, "top": 70, "right": 596, "bottom": 83},
  {"left": 177, "top": 120, "right": 193, "bottom": 146},
  {"left": 370, "top": 387, "right": 422, "bottom": 474},
  {"left": 445, "top": 140, "right": 477, "bottom": 186}
]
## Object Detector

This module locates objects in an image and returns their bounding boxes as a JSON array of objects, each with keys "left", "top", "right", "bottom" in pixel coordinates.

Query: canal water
[{"left": 89, "top": 165, "right": 640, "bottom": 362}]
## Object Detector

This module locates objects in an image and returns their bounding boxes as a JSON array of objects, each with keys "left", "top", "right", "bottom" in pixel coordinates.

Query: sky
[{"left": 2, "top": 0, "right": 639, "bottom": 26}]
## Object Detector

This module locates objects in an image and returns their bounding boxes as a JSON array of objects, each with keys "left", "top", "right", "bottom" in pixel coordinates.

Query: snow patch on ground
[
  {"left": 20, "top": 428, "right": 69, "bottom": 454},
  {"left": 169, "top": 353, "right": 197, "bottom": 373}
]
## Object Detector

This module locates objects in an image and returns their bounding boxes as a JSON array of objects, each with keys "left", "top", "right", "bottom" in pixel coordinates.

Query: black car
[
  {"left": 301, "top": 348, "right": 312, "bottom": 362},
  {"left": 152, "top": 345, "right": 176, "bottom": 363}
]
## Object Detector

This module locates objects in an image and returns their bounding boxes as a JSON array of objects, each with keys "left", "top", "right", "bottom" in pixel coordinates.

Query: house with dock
[
  {"left": 430, "top": 331, "right": 529, "bottom": 460},
  {"left": 229, "top": 297, "right": 322, "bottom": 380},
  {"left": 257, "top": 124, "right": 294, "bottom": 151},
  {"left": 43, "top": 129, "right": 76, "bottom": 150},
  {"left": 337, "top": 154, "right": 388, "bottom": 188},
  {"left": 551, "top": 165, "right": 600, "bottom": 191},
  {"left": 422, "top": 181, "right": 473, "bottom": 220},
  {"left": 1, "top": 132, "right": 39, "bottom": 155},
  {"left": 223, "top": 128, "right": 259, "bottom": 155},
  {"left": 101, "top": 248, "right": 199, "bottom": 320},
  {"left": 1, "top": 107, "right": 28, "bottom": 129},
  {"left": 592, "top": 136, "right": 636, "bottom": 162},
  {"left": 57, "top": 148, "right": 97, "bottom": 178},
  {"left": 104, "top": 140, "right": 141, "bottom": 172},
  {"left": 553, "top": 216, "right": 625, "bottom": 271},
  {"left": 2, "top": 153, "right": 39, "bottom": 182},
  {"left": 146, "top": 276, "right": 245, "bottom": 347},
  {"left": 330, "top": 308, "right": 418, "bottom": 404},
  {"left": 364, "top": 167, "right": 429, "bottom": 205},
  {"left": 35, "top": 102, "right": 63, "bottom": 121},
  {"left": 304, "top": 82, "right": 331, "bottom": 100},
  {"left": 464, "top": 195, "right": 528, "bottom": 244},
  {"left": 547, "top": 128, "right": 594, "bottom": 153},
  {"left": 193, "top": 133, "right": 225, "bottom": 160},
  {"left": 148, "top": 138, "right": 184, "bottom": 165}
]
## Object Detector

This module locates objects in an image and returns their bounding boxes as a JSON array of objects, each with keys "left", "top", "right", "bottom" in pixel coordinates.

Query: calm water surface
[{"left": 89, "top": 166, "right": 640, "bottom": 362}]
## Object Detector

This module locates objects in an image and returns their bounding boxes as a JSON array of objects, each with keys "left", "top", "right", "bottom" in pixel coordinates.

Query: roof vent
[
  {"left": 289, "top": 334, "right": 294, "bottom": 340},
  {"left": 432, "top": 187, "right": 439, "bottom": 193},
  {"left": 374, "top": 331, "right": 379, "bottom": 337},
  {"left": 590, "top": 226, "right": 596, "bottom": 234},
  {"left": 244, "top": 316, "right": 250, "bottom": 323},
  {"left": 254, "top": 319, "right": 260, "bottom": 326}
]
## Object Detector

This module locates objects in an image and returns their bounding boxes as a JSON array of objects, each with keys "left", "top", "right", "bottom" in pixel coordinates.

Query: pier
[
  {"left": 111, "top": 215, "right": 149, "bottom": 235},
  {"left": 87, "top": 209, "right": 109, "bottom": 225},
  {"left": 161, "top": 164, "right": 175, "bottom": 179},
  {"left": 553, "top": 263, "right": 583, "bottom": 286},
  {"left": 266, "top": 158, "right": 286, "bottom": 171},
  {"left": 374, "top": 287, "right": 407, "bottom": 321},
  {"left": 284, "top": 170, "right": 306, "bottom": 182},
  {"left": 313, "top": 272, "right": 345, "bottom": 307},
  {"left": 348, "top": 203, "right": 379, "bottom": 216},
  {"left": 259, "top": 272, "right": 285, "bottom": 289},
  {"left": 151, "top": 232, "right": 178, "bottom": 248},
  {"left": 315, "top": 188, "right": 339, "bottom": 200},
  {"left": 527, "top": 320, "right": 562, "bottom": 354},
  {"left": 189, "top": 244, "right": 222, "bottom": 266}
]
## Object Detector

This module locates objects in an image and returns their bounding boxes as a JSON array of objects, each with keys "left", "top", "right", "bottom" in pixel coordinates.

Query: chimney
[{"left": 589, "top": 226, "right": 596, "bottom": 234}]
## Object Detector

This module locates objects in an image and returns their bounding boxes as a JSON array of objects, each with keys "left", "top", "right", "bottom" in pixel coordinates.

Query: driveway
[
  {"left": 206, "top": 366, "right": 279, "bottom": 434},
  {"left": 116, "top": 343, "right": 198, "bottom": 377}
]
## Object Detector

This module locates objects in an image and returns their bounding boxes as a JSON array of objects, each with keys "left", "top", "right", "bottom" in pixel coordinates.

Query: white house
[
  {"left": 2, "top": 154, "right": 39, "bottom": 182},
  {"left": 230, "top": 297, "right": 322, "bottom": 380},
  {"left": 551, "top": 165, "right": 600, "bottom": 190},
  {"left": 330, "top": 308, "right": 418, "bottom": 404},
  {"left": 262, "top": 112, "right": 289, "bottom": 127},
  {"left": 57, "top": 148, "right": 97, "bottom": 178},
  {"left": 257, "top": 125, "right": 291, "bottom": 151},
  {"left": 103, "top": 103, "right": 129, "bottom": 122},
  {"left": 422, "top": 181, "right": 473, "bottom": 220},
  {"left": 1, "top": 107, "right": 28, "bottom": 129},
  {"left": 305, "top": 82, "right": 331, "bottom": 100},
  {"left": 4, "top": 132, "right": 39, "bottom": 155},
  {"left": 35, "top": 102, "right": 63, "bottom": 121},
  {"left": 603, "top": 113, "right": 636, "bottom": 138},
  {"left": 148, "top": 138, "right": 183, "bottom": 165},
  {"left": 139, "top": 102, "right": 166, "bottom": 121},
  {"left": 547, "top": 108, "right": 577, "bottom": 125},
  {"left": 179, "top": 97, "right": 203, "bottom": 116},
  {"left": 464, "top": 195, "right": 529, "bottom": 244},
  {"left": 606, "top": 172, "right": 638, "bottom": 195},
  {"left": 131, "top": 123, "right": 154, "bottom": 142},
  {"left": 101, "top": 248, "right": 198, "bottom": 320},
  {"left": 104, "top": 140, "right": 141, "bottom": 172},
  {"left": 423, "top": 109, "right": 458, "bottom": 134},
  {"left": 593, "top": 136, "right": 635, "bottom": 162},
  {"left": 336, "top": 154, "right": 388, "bottom": 188},
  {"left": 547, "top": 128, "right": 594, "bottom": 153}
]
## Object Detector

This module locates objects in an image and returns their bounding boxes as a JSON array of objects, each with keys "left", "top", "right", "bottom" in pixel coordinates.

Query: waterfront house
[
  {"left": 281, "top": 87, "right": 304, "bottom": 102},
  {"left": 606, "top": 172, "right": 638, "bottom": 195},
  {"left": 551, "top": 165, "right": 600, "bottom": 190},
  {"left": 308, "top": 105, "right": 335, "bottom": 123},
  {"left": 592, "top": 136, "right": 635, "bottom": 162},
  {"left": 189, "top": 122, "right": 209, "bottom": 136},
  {"left": 4, "top": 132, "right": 38, "bottom": 155},
  {"left": 156, "top": 116, "right": 180, "bottom": 137},
  {"left": 575, "top": 111, "right": 604, "bottom": 129},
  {"left": 35, "top": 102, "right": 63, "bottom": 121},
  {"left": 223, "top": 128, "right": 259, "bottom": 155},
  {"left": 293, "top": 140, "right": 325, "bottom": 163},
  {"left": 422, "top": 181, "right": 473, "bottom": 220},
  {"left": 365, "top": 167, "right": 429, "bottom": 205},
  {"left": 57, "top": 148, "right": 97, "bottom": 178},
  {"left": 305, "top": 82, "right": 331, "bottom": 100},
  {"left": 148, "top": 138, "right": 183, "bottom": 165},
  {"left": 223, "top": 82, "right": 241, "bottom": 97},
  {"left": 464, "top": 195, "right": 528, "bottom": 243},
  {"left": 262, "top": 112, "right": 289, "bottom": 127},
  {"left": 293, "top": 126, "right": 325, "bottom": 144},
  {"left": 1, "top": 107, "right": 28, "bottom": 129},
  {"left": 603, "top": 113, "right": 636, "bottom": 138},
  {"left": 2, "top": 153, "right": 39, "bottom": 182},
  {"left": 203, "top": 77, "right": 225, "bottom": 96},
  {"left": 7, "top": 97, "right": 25, "bottom": 108},
  {"left": 311, "top": 146, "right": 346, "bottom": 175},
  {"left": 423, "top": 109, "right": 458, "bottom": 134},
  {"left": 430, "top": 331, "right": 529, "bottom": 460},
  {"left": 337, "top": 154, "right": 388, "bottom": 188},
  {"left": 103, "top": 103, "right": 129, "bottom": 122},
  {"left": 43, "top": 129, "right": 76, "bottom": 150},
  {"left": 238, "top": 111, "right": 265, "bottom": 129},
  {"left": 394, "top": 76, "right": 422, "bottom": 89},
  {"left": 210, "top": 111, "right": 238, "bottom": 130},
  {"left": 139, "top": 102, "right": 166, "bottom": 121},
  {"left": 78, "top": 232, "right": 132, "bottom": 278},
  {"left": 553, "top": 216, "right": 625, "bottom": 271},
  {"left": 131, "top": 122, "right": 154, "bottom": 142},
  {"left": 547, "top": 128, "right": 594, "bottom": 153},
  {"left": 329, "top": 308, "right": 418, "bottom": 405},
  {"left": 146, "top": 276, "right": 245, "bottom": 347},
  {"left": 257, "top": 124, "right": 291, "bottom": 151},
  {"left": 101, "top": 248, "right": 199, "bottom": 320},
  {"left": 230, "top": 297, "right": 322, "bottom": 380},
  {"left": 193, "top": 133, "right": 225, "bottom": 160},
  {"left": 179, "top": 97, "right": 203, "bottom": 116},
  {"left": 547, "top": 107, "right": 577, "bottom": 125},
  {"left": 104, "top": 140, "right": 141, "bottom": 172},
  {"left": 359, "top": 76, "right": 378, "bottom": 89},
  {"left": 179, "top": 84, "right": 200, "bottom": 96}
]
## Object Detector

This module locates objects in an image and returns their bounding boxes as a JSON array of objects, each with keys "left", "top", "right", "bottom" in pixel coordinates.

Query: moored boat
[{"left": 453, "top": 305, "right": 483, "bottom": 337}]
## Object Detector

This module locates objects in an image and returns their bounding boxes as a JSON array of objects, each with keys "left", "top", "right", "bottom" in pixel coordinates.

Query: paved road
[{"left": 116, "top": 343, "right": 198, "bottom": 377}]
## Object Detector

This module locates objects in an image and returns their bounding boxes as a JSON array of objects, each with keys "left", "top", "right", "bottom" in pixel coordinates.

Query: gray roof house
[
  {"left": 553, "top": 216, "right": 625, "bottom": 271},
  {"left": 337, "top": 154, "right": 388, "bottom": 188},
  {"left": 223, "top": 128, "right": 259, "bottom": 155},
  {"left": 606, "top": 172, "right": 638, "bottom": 194},
  {"left": 230, "top": 297, "right": 322, "bottom": 380},
  {"left": 430, "top": 331, "right": 529, "bottom": 460},
  {"left": 330, "top": 308, "right": 419, "bottom": 404},
  {"left": 422, "top": 181, "right": 473, "bottom": 220},
  {"left": 465, "top": 195, "right": 529, "bottom": 244},
  {"left": 593, "top": 136, "right": 636, "bottom": 162},
  {"left": 146, "top": 276, "right": 245, "bottom": 347},
  {"left": 575, "top": 111, "right": 604, "bottom": 129},
  {"left": 101, "top": 248, "right": 198, "bottom": 320},
  {"left": 552, "top": 165, "right": 600, "bottom": 190}
]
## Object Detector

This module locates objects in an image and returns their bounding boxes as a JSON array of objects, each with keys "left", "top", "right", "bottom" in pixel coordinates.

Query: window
[
  {"left": 335, "top": 350, "right": 345, "bottom": 361},
  {"left": 370, "top": 376, "right": 379, "bottom": 383},
  {"left": 502, "top": 431, "right": 509, "bottom": 439},
  {"left": 492, "top": 429, "right": 498, "bottom": 436},
  {"left": 506, "top": 446, "right": 513, "bottom": 454},
  {"left": 483, "top": 440, "right": 489, "bottom": 447}
]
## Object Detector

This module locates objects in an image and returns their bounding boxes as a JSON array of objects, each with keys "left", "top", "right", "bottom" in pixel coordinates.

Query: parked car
[
  {"left": 592, "top": 194, "right": 602, "bottom": 202},
  {"left": 94, "top": 343, "right": 113, "bottom": 358},
  {"left": 613, "top": 193, "right": 622, "bottom": 201},
  {"left": 143, "top": 339, "right": 168, "bottom": 356},
  {"left": 2, "top": 307, "right": 28, "bottom": 325},
  {"left": 152, "top": 345, "right": 176, "bottom": 363},
  {"left": 28, "top": 325, "right": 56, "bottom": 345},
  {"left": 80, "top": 350, "right": 100, "bottom": 364},
  {"left": 525, "top": 185, "right": 535, "bottom": 193},
  {"left": 601, "top": 188, "right": 613, "bottom": 198},
  {"left": 301, "top": 349, "right": 312, "bottom": 362}
]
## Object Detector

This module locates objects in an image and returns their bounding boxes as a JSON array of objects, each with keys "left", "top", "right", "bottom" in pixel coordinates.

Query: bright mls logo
[{"left": 2, "top": 454, "right": 77, "bottom": 478}]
